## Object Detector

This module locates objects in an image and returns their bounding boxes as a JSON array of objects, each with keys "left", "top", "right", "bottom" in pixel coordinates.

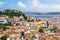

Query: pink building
[{"left": 13, "top": 16, "right": 20, "bottom": 22}]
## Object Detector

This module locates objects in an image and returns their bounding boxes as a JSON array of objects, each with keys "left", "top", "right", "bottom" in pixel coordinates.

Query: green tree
[
  {"left": 0, "top": 9, "right": 28, "bottom": 20},
  {"left": 1, "top": 35, "right": 7, "bottom": 40},
  {"left": 0, "top": 24, "right": 7, "bottom": 31},
  {"left": 39, "top": 28, "right": 44, "bottom": 33},
  {"left": 22, "top": 13, "right": 27, "bottom": 20},
  {"left": 46, "top": 21, "right": 49, "bottom": 28}
]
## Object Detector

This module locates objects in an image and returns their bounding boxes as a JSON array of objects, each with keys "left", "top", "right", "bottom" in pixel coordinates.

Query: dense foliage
[
  {"left": 0, "top": 22, "right": 13, "bottom": 30},
  {"left": 0, "top": 9, "right": 27, "bottom": 20},
  {"left": 39, "top": 28, "right": 44, "bottom": 33},
  {"left": 0, "top": 25, "right": 7, "bottom": 31},
  {"left": 1, "top": 35, "right": 7, "bottom": 40}
]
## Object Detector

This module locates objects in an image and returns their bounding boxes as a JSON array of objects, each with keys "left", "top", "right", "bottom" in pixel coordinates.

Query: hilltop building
[{"left": 19, "top": 15, "right": 24, "bottom": 21}]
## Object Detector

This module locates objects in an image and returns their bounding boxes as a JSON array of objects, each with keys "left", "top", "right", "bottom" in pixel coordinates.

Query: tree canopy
[{"left": 0, "top": 9, "right": 28, "bottom": 20}]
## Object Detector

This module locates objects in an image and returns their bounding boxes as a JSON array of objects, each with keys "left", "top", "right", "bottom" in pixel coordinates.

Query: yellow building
[{"left": 36, "top": 24, "right": 42, "bottom": 29}]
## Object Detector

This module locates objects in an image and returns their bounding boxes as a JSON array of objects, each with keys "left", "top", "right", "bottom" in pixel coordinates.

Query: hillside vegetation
[{"left": 0, "top": 9, "right": 27, "bottom": 20}]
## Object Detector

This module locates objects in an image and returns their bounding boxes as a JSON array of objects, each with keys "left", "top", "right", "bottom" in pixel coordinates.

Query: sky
[{"left": 0, "top": 0, "right": 60, "bottom": 12}]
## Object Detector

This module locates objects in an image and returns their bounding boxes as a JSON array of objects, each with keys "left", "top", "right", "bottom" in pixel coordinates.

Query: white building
[
  {"left": 19, "top": 15, "right": 24, "bottom": 20},
  {"left": 0, "top": 16, "right": 8, "bottom": 24},
  {"left": 0, "top": 20, "right": 8, "bottom": 24}
]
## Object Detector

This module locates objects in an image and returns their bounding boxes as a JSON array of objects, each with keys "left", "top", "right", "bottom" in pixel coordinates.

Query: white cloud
[
  {"left": 0, "top": 1, "right": 5, "bottom": 6},
  {"left": 29, "top": 0, "right": 60, "bottom": 12},
  {"left": 40, "top": 4, "right": 60, "bottom": 12},
  {"left": 32, "top": 0, "right": 40, "bottom": 8},
  {"left": 26, "top": 0, "right": 41, "bottom": 12},
  {"left": 18, "top": 0, "right": 60, "bottom": 12},
  {"left": 18, "top": 2, "right": 26, "bottom": 7}
]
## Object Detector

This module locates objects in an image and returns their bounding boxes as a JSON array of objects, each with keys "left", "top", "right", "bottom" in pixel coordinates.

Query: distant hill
[
  {"left": 25, "top": 12, "right": 60, "bottom": 18},
  {"left": 25, "top": 12, "right": 60, "bottom": 15},
  {"left": 46, "top": 12, "right": 60, "bottom": 15}
]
